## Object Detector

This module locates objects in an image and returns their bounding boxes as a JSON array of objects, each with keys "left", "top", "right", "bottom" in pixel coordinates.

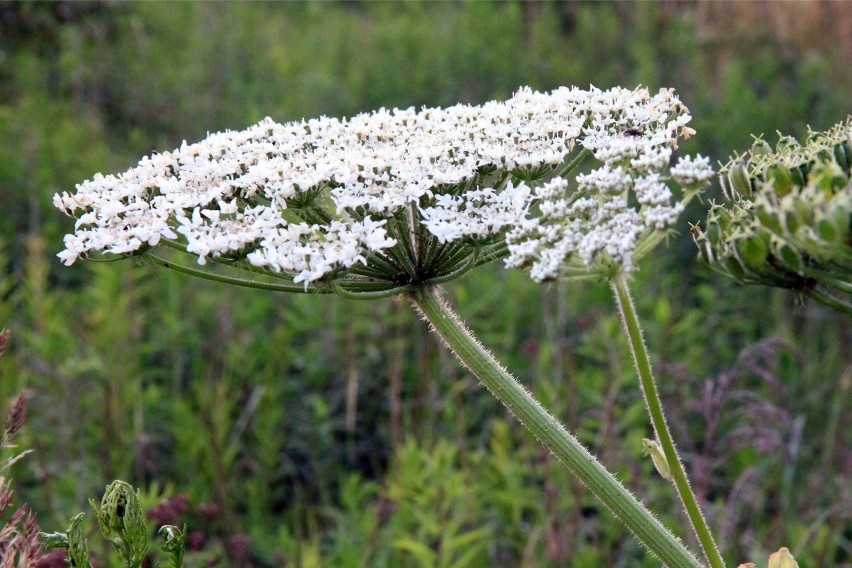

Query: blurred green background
[{"left": 0, "top": 2, "right": 849, "bottom": 566}]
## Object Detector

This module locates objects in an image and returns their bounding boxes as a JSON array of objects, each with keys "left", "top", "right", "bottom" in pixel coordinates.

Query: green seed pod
[
  {"left": 728, "top": 163, "right": 753, "bottom": 197},
  {"left": 706, "top": 220, "right": 721, "bottom": 245},
  {"left": 766, "top": 165, "right": 793, "bottom": 197},
  {"left": 782, "top": 209, "right": 800, "bottom": 234},
  {"left": 700, "top": 118, "right": 851, "bottom": 312},
  {"left": 834, "top": 140, "right": 851, "bottom": 173},
  {"left": 718, "top": 173, "right": 733, "bottom": 200},
  {"left": 776, "top": 242, "right": 803, "bottom": 272},
  {"left": 817, "top": 218, "right": 838, "bottom": 243},
  {"left": 830, "top": 205, "right": 850, "bottom": 236},
  {"left": 698, "top": 242, "right": 714, "bottom": 265},
  {"left": 725, "top": 254, "right": 747, "bottom": 281},
  {"left": 716, "top": 207, "right": 733, "bottom": 231},
  {"left": 753, "top": 139, "right": 773, "bottom": 157},
  {"left": 796, "top": 198, "right": 814, "bottom": 225},
  {"left": 790, "top": 165, "right": 806, "bottom": 187},
  {"left": 736, "top": 235, "right": 769, "bottom": 269},
  {"left": 755, "top": 206, "right": 783, "bottom": 234}
]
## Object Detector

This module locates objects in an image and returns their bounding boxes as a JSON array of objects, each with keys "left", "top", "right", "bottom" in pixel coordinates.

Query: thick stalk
[
  {"left": 412, "top": 285, "right": 704, "bottom": 568},
  {"left": 610, "top": 273, "right": 725, "bottom": 568}
]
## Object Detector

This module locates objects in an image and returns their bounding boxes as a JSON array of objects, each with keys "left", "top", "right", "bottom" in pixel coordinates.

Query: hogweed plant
[
  {"left": 56, "top": 85, "right": 719, "bottom": 566},
  {"left": 694, "top": 117, "right": 851, "bottom": 314}
]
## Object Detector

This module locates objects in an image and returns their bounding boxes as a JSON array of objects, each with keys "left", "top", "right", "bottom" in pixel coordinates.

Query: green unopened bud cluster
[
  {"left": 41, "top": 480, "right": 187, "bottom": 568},
  {"left": 695, "top": 118, "right": 851, "bottom": 312},
  {"left": 90, "top": 480, "right": 150, "bottom": 565}
]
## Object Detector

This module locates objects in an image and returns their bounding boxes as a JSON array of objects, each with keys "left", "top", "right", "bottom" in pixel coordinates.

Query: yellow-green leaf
[{"left": 768, "top": 547, "right": 799, "bottom": 568}]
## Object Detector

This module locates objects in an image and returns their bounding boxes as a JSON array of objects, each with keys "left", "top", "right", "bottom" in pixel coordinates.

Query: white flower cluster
[
  {"left": 55, "top": 85, "right": 706, "bottom": 285},
  {"left": 502, "top": 91, "right": 712, "bottom": 281}
]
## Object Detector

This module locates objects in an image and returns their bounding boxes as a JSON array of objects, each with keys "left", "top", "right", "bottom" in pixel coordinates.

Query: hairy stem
[
  {"left": 610, "top": 273, "right": 725, "bottom": 568},
  {"left": 412, "top": 285, "right": 704, "bottom": 568}
]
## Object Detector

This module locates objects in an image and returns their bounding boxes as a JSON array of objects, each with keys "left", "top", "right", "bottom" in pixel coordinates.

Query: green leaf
[{"left": 393, "top": 538, "right": 437, "bottom": 567}]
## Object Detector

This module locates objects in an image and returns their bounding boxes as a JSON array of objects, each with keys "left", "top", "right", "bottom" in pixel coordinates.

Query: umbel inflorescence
[
  {"left": 695, "top": 117, "right": 851, "bottom": 312},
  {"left": 55, "top": 86, "right": 711, "bottom": 295}
]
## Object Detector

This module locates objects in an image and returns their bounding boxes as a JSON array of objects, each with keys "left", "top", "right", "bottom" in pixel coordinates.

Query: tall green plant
[{"left": 54, "top": 87, "right": 707, "bottom": 565}]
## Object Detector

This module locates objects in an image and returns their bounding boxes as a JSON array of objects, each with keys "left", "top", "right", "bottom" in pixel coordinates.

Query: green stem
[
  {"left": 145, "top": 252, "right": 324, "bottom": 294},
  {"left": 557, "top": 148, "right": 590, "bottom": 178},
  {"left": 470, "top": 245, "right": 508, "bottom": 269},
  {"left": 806, "top": 287, "right": 852, "bottom": 315},
  {"left": 799, "top": 266, "right": 852, "bottom": 294},
  {"left": 610, "top": 273, "right": 725, "bottom": 568},
  {"left": 412, "top": 285, "right": 704, "bottom": 568},
  {"left": 333, "top": 282, "right": 415, "bottom": 300}
]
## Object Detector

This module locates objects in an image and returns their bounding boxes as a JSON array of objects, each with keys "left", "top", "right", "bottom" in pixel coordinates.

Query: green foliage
[
  {"left": 158, "top": 524, "right": 186, "bottom": 568},
  {"left": 41, "top": 513, "right": 95, "bottom": 568}
]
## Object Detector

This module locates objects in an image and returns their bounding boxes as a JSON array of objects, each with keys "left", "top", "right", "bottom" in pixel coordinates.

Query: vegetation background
[{"left": 0, "top": 1, "right": 849, "bottom": 566}]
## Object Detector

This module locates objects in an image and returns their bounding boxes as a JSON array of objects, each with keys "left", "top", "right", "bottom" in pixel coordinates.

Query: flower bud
[
  {"left": 159, "top": 524, "right": 187, "bottom": 567},
  {"left": 67, "top": 512, "right": 93, "bottom": 568},
  {"left": 641, "top": 438, "right": 673, "bottom": 481},
  {"left": 767, "top": 547, "right": 799, "bottom": 568},
  {"left": 90, "top": 481, "right": 149, "bottom": 565}
]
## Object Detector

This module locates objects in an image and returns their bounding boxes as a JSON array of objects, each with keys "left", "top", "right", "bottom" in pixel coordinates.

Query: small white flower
[{"left": 671, "top": 154, "right": 714, "bottom": 187}]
